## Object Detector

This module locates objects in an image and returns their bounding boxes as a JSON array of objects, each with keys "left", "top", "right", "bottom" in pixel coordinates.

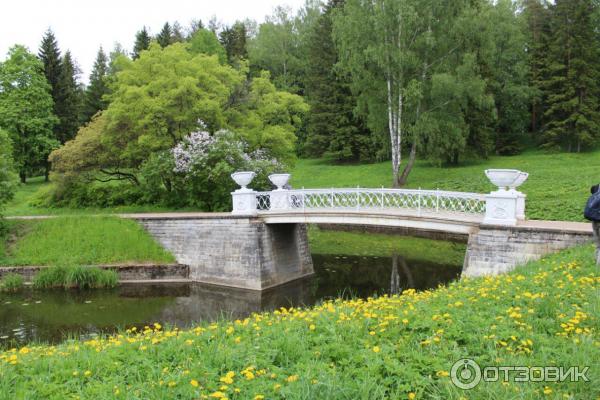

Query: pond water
[{"left": 0, "top": 252, "right": 461, "bottom": 347}]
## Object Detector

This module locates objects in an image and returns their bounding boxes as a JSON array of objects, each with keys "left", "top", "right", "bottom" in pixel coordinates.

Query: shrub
[
  {"left": 33, "top": 265, "right": 118, "bottom": 289},
  {"left": 0, "top": 273, "right": 24, "bottom": 292}
]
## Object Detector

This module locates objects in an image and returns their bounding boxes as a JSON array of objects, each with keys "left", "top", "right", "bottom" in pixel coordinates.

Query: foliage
[
  {"left": 0, "top": 273, "right": 24, "bottom": 292},
  {"left": 0, "top": 216, "right": 174, "bottom": 266},
  {"left": 132, "top": 26, "right": 151, "bottom": 59},
  {"left": 139, "top": 128, "right": 283, "bottom": 210},
  {"left": 82, "top": 47, "right": 109, "bottom": 122},
  {"left": 539, "top": 0, "right": 600, "bottom": 151},
  {"left": 1, "top": 246, "right": 598, "bottom": 398},
  {"left": 0, "top": 45, "right": 59, "bottom": 183},
  {"left": 0, "top": 129, "right": 17, "bottom": 211},
  {"left": 303, "top": 0, "right": 375, "bottom": 162},
  {"left": 188, "top": 29, "right": 227, "bottom": 63},
  {"left": 156, "top": 22, "right": 173, "bottom": 48},
  {"left": 219, "top": 21, "right": 248, "bottom": 65},
  {"left": 32, "top": 264, "right": 118, "bottom": 289},
  {"left": 55, "top": 51, "right": 82, "bottom": 143}
]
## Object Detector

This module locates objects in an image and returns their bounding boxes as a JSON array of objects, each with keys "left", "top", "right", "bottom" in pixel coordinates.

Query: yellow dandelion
[
  {"left": 372, "top": 346, "right": 381, "bottom": 353},
  {"left": 190, "top": 379, "right": 199, "bottom": 387}
]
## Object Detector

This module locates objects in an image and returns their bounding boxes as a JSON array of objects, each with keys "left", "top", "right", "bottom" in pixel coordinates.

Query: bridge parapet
[{"left": 231, "top": 170, "right": 529, "bottom": 226}]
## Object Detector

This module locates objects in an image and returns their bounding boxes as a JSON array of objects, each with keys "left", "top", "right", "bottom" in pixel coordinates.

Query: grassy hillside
[
  {"left": 4, "top": 150, "right": 599, "bottom": 221},
  {"left": 291, "top": 150, "right": 600, "bottom": 221},
  {"left": 1, "top": 245, "right": 597, "bottom": 399},
  {"left": 0, "top": 216, "right": 174, "bottom": 266}
]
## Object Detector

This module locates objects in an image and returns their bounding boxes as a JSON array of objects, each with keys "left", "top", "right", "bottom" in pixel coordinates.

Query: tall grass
[
  {"left": 32, "top": 265, "right": 118, "bottom": 289},
  {"left": 0, "top": 273, "right": 24, "bottom": 292},
  {"left": 0, "top": 216, "right": 174, "bottom": 266}
]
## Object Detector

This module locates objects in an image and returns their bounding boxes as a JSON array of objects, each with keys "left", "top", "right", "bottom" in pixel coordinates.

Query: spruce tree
[
  {"left": 55, "top": 51, "right": 81, "bottom": 143},
  {"left": 541, "top": 0, "right": 600, "bottom": 151},
  {"left": 156, "top": 22, "right": 173, "bottom": 48},
  {"left": 219, "top": 22, "right": 248, "bottom": 65},
  {"left": 303, "top": 0, "right": 372, "bottom": 161},
  {"left": 132, "top": 26, "right": 151, "bottom": 59},
  {"left": 38, "top": 28, "right": 62, "bottom": 147},
  {"left": 82, "top": 47, "right": 109, "bottom": 122},
  {"left": 172, "top": 22, "right": 185, "bottom": 43}
]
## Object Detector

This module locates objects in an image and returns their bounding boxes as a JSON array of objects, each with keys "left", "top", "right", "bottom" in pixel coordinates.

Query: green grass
[
  {"left": 308, "top": 226, "right": 466, "bottom": 265},
  {"left": 0, "top": 245, "right": 597, "bottom": 399},
  {"left": 32, "top": 265, "right": 119, "bottom": 289},
  {"left": 291, "top": 150, "right": 600, "bottom": 221},
  {"left": 0, "top": 273, "right": 24, "bottom": 292},
  {"left": 0, "top": 216, "right": 175, "bottom": 266}
]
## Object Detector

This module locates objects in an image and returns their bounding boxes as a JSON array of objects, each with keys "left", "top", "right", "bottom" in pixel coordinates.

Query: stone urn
[
  {"left": 485, "top": 169, "right": 522, "bottom": 191},
  {"left": 268, "top": 173, "right": 291, "bottom": 191},
  {"left": 509, "top": 172, "right": 529, "bottom": 190},
  {"left": 231, "top": 171, "right": 256, "bottom": 191}
]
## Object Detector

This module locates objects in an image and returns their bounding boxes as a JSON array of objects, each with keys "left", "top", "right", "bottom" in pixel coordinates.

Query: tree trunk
[
  {"left": 44, "top": 163, "right": 50, "bottom": 182},
  {"left": 398, "top": 141, "right": 416, "bottom": 186},
  {"left": 19, "top": 170, "right": 26, "bottom": 184}
]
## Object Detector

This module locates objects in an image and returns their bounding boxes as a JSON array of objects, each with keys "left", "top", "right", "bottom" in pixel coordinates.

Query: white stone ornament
[
  {"left": 231, "top": 171, "right": 257, "bottom": 215},
  {"left": 231, "top": 171, "right": 256, "bottom": 192},
  {"left": 268, "top": 174, "right": 291, "bottom": 190},
  {"left": 483, "top": 169, "right": 528, "bottom": 226}
]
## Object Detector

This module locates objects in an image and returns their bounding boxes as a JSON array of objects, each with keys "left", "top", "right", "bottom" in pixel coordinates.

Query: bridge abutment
[
  {"left": 463, "top": 225, "right": 592, "bottom": 277},
  {"left": 134, "top": 215, "right": 313, "bottom": 290}
]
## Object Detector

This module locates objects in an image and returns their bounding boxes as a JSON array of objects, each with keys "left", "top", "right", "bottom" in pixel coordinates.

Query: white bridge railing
[
  {"left": 254, "top": 188, "right": 486, "bottom": 215},
  {"left": 230, "top": 170, "right": 528, "bottom": 226}
]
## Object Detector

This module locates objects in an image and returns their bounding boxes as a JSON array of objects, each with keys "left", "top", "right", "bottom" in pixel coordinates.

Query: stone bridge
[{"left": 129, "top": 170, "right": 592, "bottom": 290}]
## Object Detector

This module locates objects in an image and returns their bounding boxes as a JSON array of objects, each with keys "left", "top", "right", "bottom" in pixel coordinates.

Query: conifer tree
[
  {"left": 304, "top": 0, "right": 372, "bottom": 161},
  {"left": 219, "top": 22, "right": 248, "bottom": 65},
  {"left": 172, "top": 22, "right": 185, "bottom": 43},
  {"left": 541, "top": 0, "right": 600, "bottom": 151},
  {"left": 156, "top": 22, "right": 173, "bottom": 48},
  {"left": 38, "top": 28, "right": 61, "bottom": 106},
  {"left": 55, "top": 51, "right": 81, "bottom": 143},
  {"left": 132, "top": 26, "right": 151, "bottom": 59},
  {"left": 82, "top": 47, "right": 109, "bottom": 121}
]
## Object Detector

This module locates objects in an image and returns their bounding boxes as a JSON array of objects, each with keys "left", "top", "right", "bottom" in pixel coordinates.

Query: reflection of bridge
[{"left": 131, "top": 171, "right": 592, "bottom": 291}]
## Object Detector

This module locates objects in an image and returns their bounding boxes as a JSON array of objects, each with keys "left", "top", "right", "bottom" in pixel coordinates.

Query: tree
[
  {"left": 189, "top": 28, "right": 227, "bottom": 63},
  {"left": 172, "top": 22, "right": 185, "bottom": 43},
  {"left": 132, "top": 26, "right": 151, "bottom": 59},
  {"left": 51, "top": 43, "right": 307, "bottom": 183},
  {"left": 156, "top": 22, "right": 173, "bottom": 48},
  {"left": 82, "top": 47, "right": 109, "bottom": 122},
  {"left": 540, "top": 0, "right": 600, "bottom": 151},
  {"left": 0, "top": 45, "right": 58, "bottom": 182},
  {"left": 219, "top": 22, "right": 248, "bottom": 65},
  {"left": 248, "top": 6, "right": 302, "bottom": 92},
  {"left": 55, "top": 51, "right": 82, "bottom": 143},
  {"left": 38, "top": 28, "right": 61, "bottom": 110},
  {"left": 334, "top": 0, "right": 494, "bottom": 185},
  {"left": 303, "top": 0, "right": 373, "bottom": 161},
  {"left": 0, "top": 129, "right": 17, "bottom": 212},
  {"left": 187, "top": 19, "right": 204, "bottom": 39}
]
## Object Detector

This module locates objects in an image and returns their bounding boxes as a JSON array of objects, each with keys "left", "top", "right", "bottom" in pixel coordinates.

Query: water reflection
[{"left": 0, "top": 253, "right": 461, "bottom": 346}]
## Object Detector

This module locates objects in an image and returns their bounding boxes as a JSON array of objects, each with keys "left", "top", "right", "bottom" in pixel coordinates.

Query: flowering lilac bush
[{"left": 140, "top": 127, "right": 284, "bottom": 210}]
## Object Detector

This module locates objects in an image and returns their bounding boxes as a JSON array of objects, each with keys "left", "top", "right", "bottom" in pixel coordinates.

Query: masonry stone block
[{"left": 134, "top": 216, "right": 313, "bottom": 290}]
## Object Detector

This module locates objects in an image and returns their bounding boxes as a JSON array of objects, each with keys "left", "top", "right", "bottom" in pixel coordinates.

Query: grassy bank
[
  {"left": 0, "top": 216, "right": 174, "bottom": 266},
  {"left": 291, "top": 150, "right": 600, "bottom": 221},
  {"left": 5, "top": 150, "right": 599, "bottom": 222},
  {"left": 308, "top": 226, "right": 466, "bottom": 266},
  {"left": 1, "top": 246, "right": 597, "bottom": 399}
]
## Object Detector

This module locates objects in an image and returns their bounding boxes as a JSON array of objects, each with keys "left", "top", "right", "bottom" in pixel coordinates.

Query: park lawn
[
  {"left": 0, "top": 216, "right": 175, "bottom": 266},
  {"left": 0, "top": 246, "right": 597, "bottom": 399},
  {"left": 308, "top": 226, "right": 466, "bottom": 266},
  {"left": 291, "top": 149, "right": 600, "bottom": 222}
]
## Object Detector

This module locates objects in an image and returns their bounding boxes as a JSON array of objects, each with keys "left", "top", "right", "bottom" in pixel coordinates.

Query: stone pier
[
  {"left": 463, "top": 221, "right": 593, "bottom": 276},
  {"left": 132, "top": 214, "right": 314, "bottom": 290}
]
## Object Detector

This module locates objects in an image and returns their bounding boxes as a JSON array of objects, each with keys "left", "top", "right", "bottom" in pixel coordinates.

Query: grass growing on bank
[
  {"left": 291, "top": 150, "right": 600, "bottom": 221},
  {"left": 1, "top": 246, "right": 597, "bottom": 399},
  {"left": 308, "top": 226, "right": 466, "bottom": 266},
  {"left": 0, "top": 273, "right": 24, "bottom": 292},
  {"left": 32, "top": 265, "right": 118, "bottom": 289},
  {"left": 0, "top": 216, "right": 175, "bottom": 266}
]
